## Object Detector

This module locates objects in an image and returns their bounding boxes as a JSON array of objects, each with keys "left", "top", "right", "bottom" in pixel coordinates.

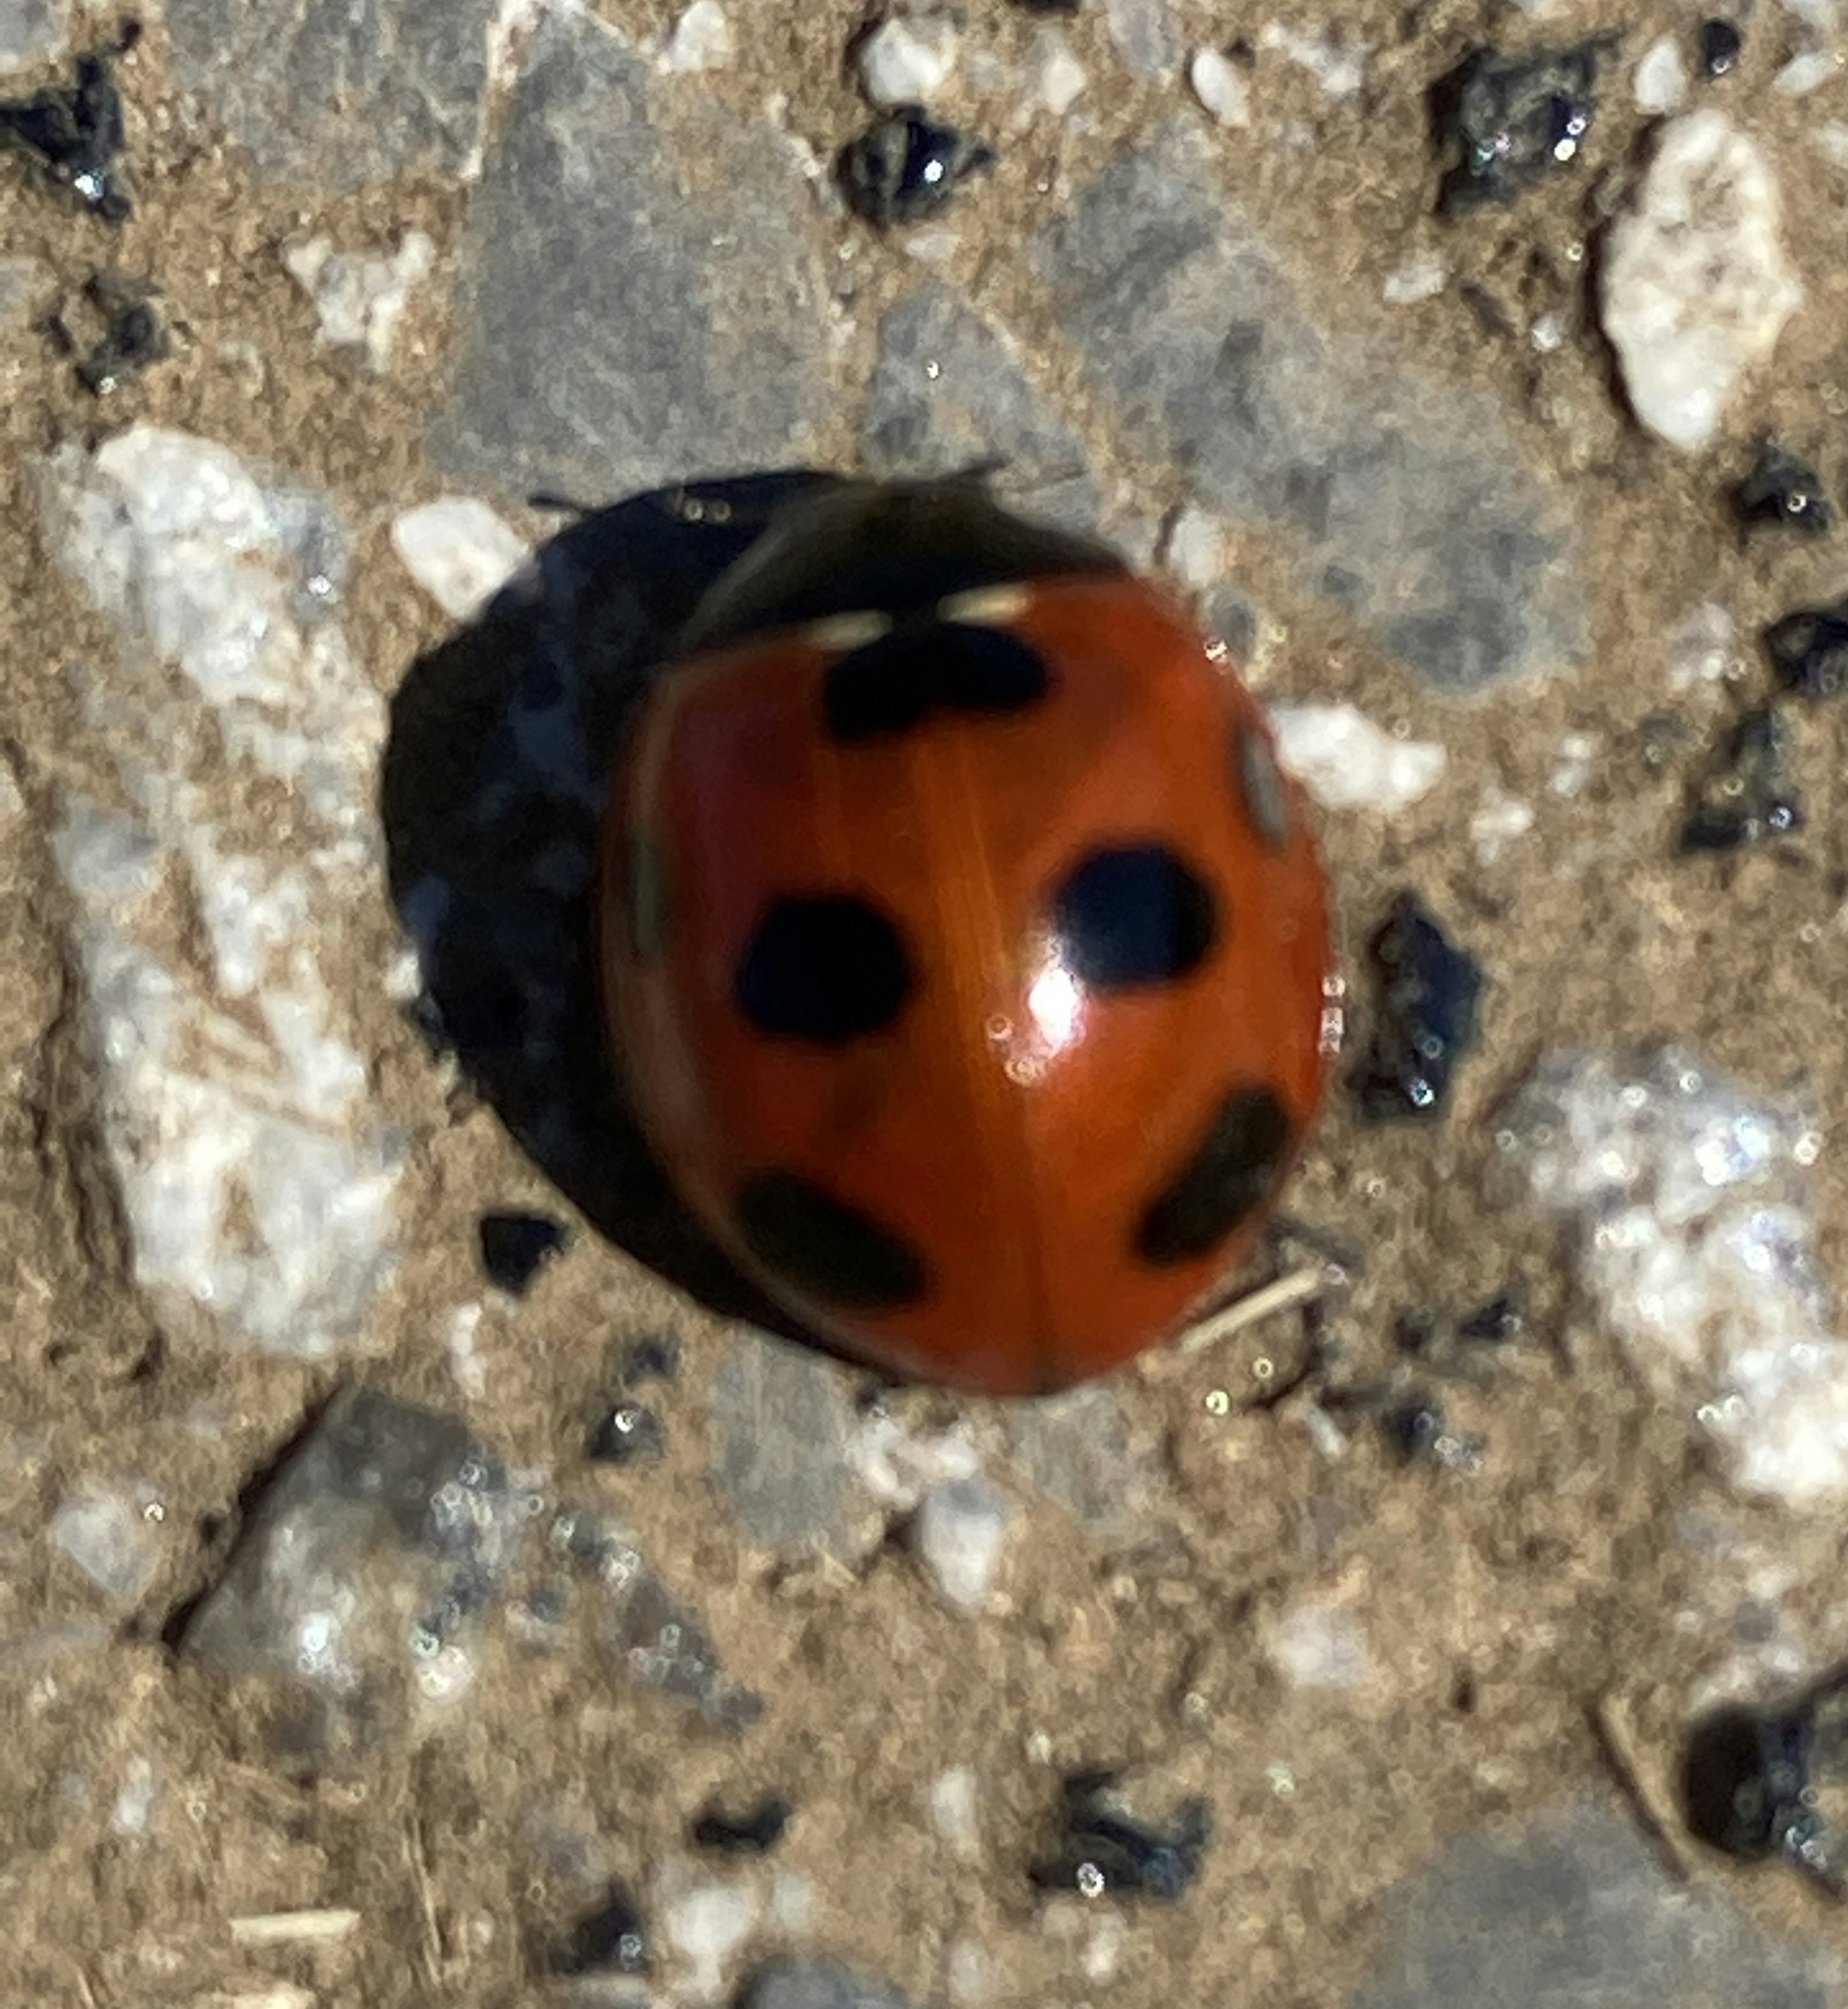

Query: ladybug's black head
[{"left": 674, "top": 478, "right": 1124, "bottom": 657}]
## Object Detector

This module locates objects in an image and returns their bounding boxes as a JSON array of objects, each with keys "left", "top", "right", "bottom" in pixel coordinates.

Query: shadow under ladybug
[{"left": 382, "top": 469, "right": 846, "bottom": 1347}]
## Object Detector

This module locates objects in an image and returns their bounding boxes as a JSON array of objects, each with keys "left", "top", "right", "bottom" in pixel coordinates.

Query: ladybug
[{"left": 599, "top": 480, "right": 1332, "bottom": 1396}]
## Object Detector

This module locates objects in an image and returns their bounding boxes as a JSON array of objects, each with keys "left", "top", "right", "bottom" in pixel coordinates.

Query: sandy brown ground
[{"left": 2, "top": 2, "right": 1848, "bottom": 2004}]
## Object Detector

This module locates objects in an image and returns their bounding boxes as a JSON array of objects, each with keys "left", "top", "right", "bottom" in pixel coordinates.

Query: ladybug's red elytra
[{"left": 599, "top": 480, "right": 1332, "bottom": 1396}]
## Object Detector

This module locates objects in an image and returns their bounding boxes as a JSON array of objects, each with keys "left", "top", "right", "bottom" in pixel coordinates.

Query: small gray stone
[
  {"left": 0, "top": 0, "right": 66, "bottom": 77},
  {"left": 1003, "top": 1383, "right": 1158, "bottom": 1532},
  {"left": 162, "top": 0, "right": 494, "bottom": 189},
  {"left": 1104, "top": 0, "right": 1181, "bottom": 82},
  {"left": 182, "top": 1388, "right": 522, "bottom": 1749},
  {"left": 741, "top": 1959, "right": 919, "bottom": 2009},
  {"left": 556, "top": 1508, "right": 762, "bottom": 1730},
  {"left": 911, "top": 1475, "right": 1012, "bottom": 1612},
  {"left": 1352, "top": 1802, "right": 1843, "bottom": 2009},
  {"left": 1031, "top": 127, "right": 1586, "bottom": 691},
  {"left": 708, "top": 1341, "right": 877, "bottom": 1562},
  {"left": 861, "top": 283, "right": 1101, "bottom": 532},
  {"left": 49, "top": 1481, "right": 162, "bottom": 1604},
  {"left": 431, "top": 16, "right": 830, "bottom": 503}
]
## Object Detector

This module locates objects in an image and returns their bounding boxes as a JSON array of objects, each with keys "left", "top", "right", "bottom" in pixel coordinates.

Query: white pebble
[
  {"left": 1269, "top": 703, "right": 1446, "bottom": 814},
  {"left": 911, "top": 1476, "right": 1011, "bottom": 1613},
  {"left": 928, "top": 1767, "right": 983, "bottom": 1859},
  {"left": 1503, "top": 1049, "right": 1848, "bottom": 1506},
  {"left": 1258, "top": 21, "right": 1367, "bottom": 98},
  {"left": 445, "top": 1302, "right": 487, "bottom": 1399},
  {"left": 660, "top": 1876, "right": 758, "bottom": 2000},
  {"left": 282, "top": 229, "right": 435, "bottom": 373},
  {"left": 110, "top": 1755, "right": 156, "bottom": 1837},
  {"left": 1668, "top": 601, "right": 1736, "bottom": 692},
  {"left": 1600, "top": 111, "right": 1803, "bottom": 451},
  {"left": 1382, "top": 250, "right": 1447, "bottom": 305},
  {"left": 1161, "top": 505, "right": 1225, "bottom": 591},
  {"left": 1548, "top": 730, "right": 1597, "bottom": 797},
  {"left": 660, "top": 0, "right": 734, "bottom": 73},
  {"left": 947, "top": 1938, "right": 992, "bottom": 2004},
  {"left": 852, "top": 1413, "right": 980, "bottom": 1509},
  {"left": 1773, "top": 48, "right": 1836, "bottom": 95},
  {"left": 858, "top": 15, "right": 959, "bottom": 109},
  {"left": 391, "top": 498, "right": 532, "bottom": 621},
  {"left": 1080, "top": 1909, "right": 1127, "bottom": 1982},
  {"left": 1028, "top": 28, "right": 1088, "bottom": 116},
  {"left": 1264, "top": 1597, "right": 1372, "bottom": 1689},
  {"left": 50, "top": 1483, "right": 163, "bottom": 1604},
  {"left": 1469, "top": 786, "right": 1534, "bottom": 866},
  {"left": 381, "top": 939, "right": 423, "bottom": 1003},
  {"left": 35, "top": 428, "right": 402, "bottom": 1358},
  {"left": 1189, "top": 47, "right": 1251, "bottom": 128},
  {"left": 1633, "top": 35, "right": 1688, "bottom": 115}
]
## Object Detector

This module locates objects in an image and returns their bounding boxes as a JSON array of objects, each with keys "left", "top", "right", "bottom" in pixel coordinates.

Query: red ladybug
[{"left": 599, "top": 481, "right": 1332, "bottom": 1396}]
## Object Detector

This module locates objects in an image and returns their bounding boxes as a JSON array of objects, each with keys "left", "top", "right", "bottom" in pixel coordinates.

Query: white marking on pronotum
[
  {"left": 800, "top": 611, "right": 892, "bottom": 651},
  {"left": 937, "top": 582, "right": 1031, "bottom": 627}
]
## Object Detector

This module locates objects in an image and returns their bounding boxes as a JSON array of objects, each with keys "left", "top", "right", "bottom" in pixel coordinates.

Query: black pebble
[
  {"left": 623, "top": 1333, "right": 680, "bottom": 1382},
  {"left": 1765, "top": 598, "right": 1848, "bottom": 701},
  {"left": 1681, "top": 707, "right": 1804, "bottom": 854},
  {"left": 1457, "top": 1290, "right": 1526, "bottom": 1345},
  {"left": 1430, "top": 45, "right": 1599, "bottom": 212},
  {"left": 587, "top": 1399, "right": 665, "bottom": 1466},
  {"left": 478, "top": 1211, "right": 569, "bottom": 1293},
  {"left": 540, "top": 1884, "right": 651, "bottom": 1978},
  {"left": 1031, "top": 1773, "right": 1211, "bottom": 1902},
  {"left": 50, "top": 271, "right": 167, "bottom": 395},
  {"left": 1350, "top": 892, "right": 1484, "bottom": 1123},
  {"left": 1681, "top": 1683, "right": 1848, "bottom": 1894},
  {"left": 0, "top": 38, "right": 135, "bottom": 220},
  {"left": 1700, "top": 18, "right": 1743, "bottom": 77},
  {"left": 692, "top": 1796, "right": 792, "bottom": 1855},
  {"left": 837, "top": 108, "right": 995, "bottom": 228},
  {"left": 1392, "top": 1309, "right": 1438, "bottom": 1356},
  {"left": 1382, "top": 1395, "right": 1447, "bottom": 1462},
  {"left": 1733, "top": 442, "right": 1832, "bottom": 537},
  {"left": 1011, "top": 0, "right": 1080, "bottom": 10},
  {"left": 586, "top": 1330, "right": 679, "bottom": 1465}
]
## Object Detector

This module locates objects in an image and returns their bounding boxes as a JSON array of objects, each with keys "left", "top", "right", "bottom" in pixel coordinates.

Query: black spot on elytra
[
  {"left": 825, "top": 621, "right": 1050, "bottom": 740},
  {"left": 736, "top": 1172, "right": 928, "bottom": 1310},
  {"left": 1051, "top": 845, "right": 1219, "bottom": 991},
  {"left": 735, "top": 896, "right": 912, "bottom": 1043},
  {"left": 1137, "top": 1085, "right": 1294, "bottom": 1265}
]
